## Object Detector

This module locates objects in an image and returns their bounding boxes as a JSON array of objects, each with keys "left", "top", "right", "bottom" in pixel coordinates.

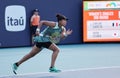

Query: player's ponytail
[
  {"left": 56, "top": 14, "right": 61, "bottom": 22},
  {"left": 56, "top": 13, "right": 68, "bottom": 22},
  {"left": 56, "top": 14, "right": 61, "bottom": 18}
]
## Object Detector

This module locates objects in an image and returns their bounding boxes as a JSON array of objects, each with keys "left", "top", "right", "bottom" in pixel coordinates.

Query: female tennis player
[{"left": 12, "top": 14, "right": 73, "bottom": 74}]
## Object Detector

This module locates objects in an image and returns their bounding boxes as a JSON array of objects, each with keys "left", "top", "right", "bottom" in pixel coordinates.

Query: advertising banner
[{"left": 83, "top": 1, "right": 120, "bottom": 42}]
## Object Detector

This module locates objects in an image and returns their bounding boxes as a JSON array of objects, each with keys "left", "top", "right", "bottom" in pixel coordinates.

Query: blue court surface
[{"left": 0, "top": 44, "right": 120, "bottom": 78}]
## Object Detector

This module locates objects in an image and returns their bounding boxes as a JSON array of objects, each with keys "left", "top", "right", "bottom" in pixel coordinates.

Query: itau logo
[{"left": 5, "top": 5, "right": 26, "bottom": 32}]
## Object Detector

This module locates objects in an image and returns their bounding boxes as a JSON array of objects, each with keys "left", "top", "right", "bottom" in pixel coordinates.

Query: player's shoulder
[{"left": 61, "top": 26, "right": 66, "bottom": 31}]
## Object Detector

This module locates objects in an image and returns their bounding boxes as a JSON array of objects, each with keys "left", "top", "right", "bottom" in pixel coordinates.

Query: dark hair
[{"left": 56, "top": 14, "right": 68, "bottom": 22}]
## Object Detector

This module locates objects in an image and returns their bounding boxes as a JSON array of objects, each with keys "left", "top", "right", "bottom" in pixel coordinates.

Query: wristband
[
  {"left": 36, "top": 28, "right": 40, "bottom": 32},
  {"left": 63, "top": 32, "right": 68, "bottom": 37}
]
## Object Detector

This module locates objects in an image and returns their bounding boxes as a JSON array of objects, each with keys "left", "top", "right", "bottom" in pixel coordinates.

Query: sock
[
  {"left": 15, "top": 63, "right": 19, "bottom": 67},
  {"left": 50, "top": 66, "right": 54, "bottom": 68}
]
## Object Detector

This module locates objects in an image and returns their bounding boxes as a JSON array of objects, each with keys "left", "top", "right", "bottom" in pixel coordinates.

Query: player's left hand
[{"left": 66, "top": 29, "right": 73, "bottom": 35}]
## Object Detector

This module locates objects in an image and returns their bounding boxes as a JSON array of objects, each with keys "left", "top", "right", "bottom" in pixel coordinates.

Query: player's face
[{"left": 59, "top": 20, "right": 67, "bottom": 26}]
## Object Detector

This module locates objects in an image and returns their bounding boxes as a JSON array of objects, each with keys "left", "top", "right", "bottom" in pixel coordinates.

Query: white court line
[{"left": 0, "top": 66, "right": 120, "bottom": 78}]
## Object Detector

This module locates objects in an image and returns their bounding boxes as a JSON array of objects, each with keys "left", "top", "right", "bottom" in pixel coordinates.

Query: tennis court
[{"left": 0, "top": 44, "right": 120, "bottom": 78}]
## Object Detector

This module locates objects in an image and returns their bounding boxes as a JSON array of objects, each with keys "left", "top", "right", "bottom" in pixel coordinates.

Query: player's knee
[{"left": 54, "top": 48, "right": 60, "bottom": 53}]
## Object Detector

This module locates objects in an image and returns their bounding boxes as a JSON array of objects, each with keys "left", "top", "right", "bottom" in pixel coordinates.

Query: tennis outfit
[
  {"left": 12, "top": 22, "right": 63, "bottom": 74},
  {"left": 34, "top": 22, "right": 64, "bottom": 48}
]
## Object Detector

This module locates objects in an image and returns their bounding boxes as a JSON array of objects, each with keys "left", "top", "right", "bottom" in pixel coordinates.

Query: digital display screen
[{"left": 83, "top": 1, "right": 120, "bottom": 42}]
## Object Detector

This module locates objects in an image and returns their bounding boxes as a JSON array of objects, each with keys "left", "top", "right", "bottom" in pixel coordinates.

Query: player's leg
[
  {"left": 13, "top": 45, "right": 42, "bottom": 74},
  {"left": 48, "top": 43, "right": 61, "bottom": 72},
  {"left": 17, "top": 46, "right": 42, "bottom": 66}
]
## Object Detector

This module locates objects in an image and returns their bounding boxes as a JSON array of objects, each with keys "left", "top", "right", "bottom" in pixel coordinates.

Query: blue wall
[{"left": 0, "top": 0, "right": 83, "bottom": 47}]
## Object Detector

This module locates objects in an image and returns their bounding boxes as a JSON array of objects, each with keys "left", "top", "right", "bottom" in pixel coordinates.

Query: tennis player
[{"left": 12, "top": 13, "right": 72, "bottom": 74}]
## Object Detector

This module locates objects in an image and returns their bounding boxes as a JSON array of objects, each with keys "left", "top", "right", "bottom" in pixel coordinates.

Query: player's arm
[
  {"left": 61, "top": 27, "right": 73, "bottom": 39},
  {"left": 36, "top": 20, "right": 56, "bottom": 34},
  {"left": 39, "top": 20, "right": 56, "bottom": 28}
]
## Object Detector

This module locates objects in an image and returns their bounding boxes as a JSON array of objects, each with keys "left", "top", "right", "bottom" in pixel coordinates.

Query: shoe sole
[
  {"left": 49, "top": 70, "right": 61, "bottom": 73},
  {"left": 13, "top": 70, "right": 17, "bottom": 75}
]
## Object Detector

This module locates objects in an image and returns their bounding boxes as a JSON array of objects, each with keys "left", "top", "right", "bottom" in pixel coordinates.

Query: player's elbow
[{"left": 40, "top": 20, "right": 47, "bottom": 25}]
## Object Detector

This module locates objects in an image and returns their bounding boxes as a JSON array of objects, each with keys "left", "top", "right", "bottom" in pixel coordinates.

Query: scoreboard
[{"left": 83, "top": 1, "right": 120, "bottom": 42}]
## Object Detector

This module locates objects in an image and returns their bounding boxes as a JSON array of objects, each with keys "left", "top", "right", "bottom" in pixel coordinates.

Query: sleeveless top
[{"left": 33, "top": 22, "right": 64, "bottom": 43}]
